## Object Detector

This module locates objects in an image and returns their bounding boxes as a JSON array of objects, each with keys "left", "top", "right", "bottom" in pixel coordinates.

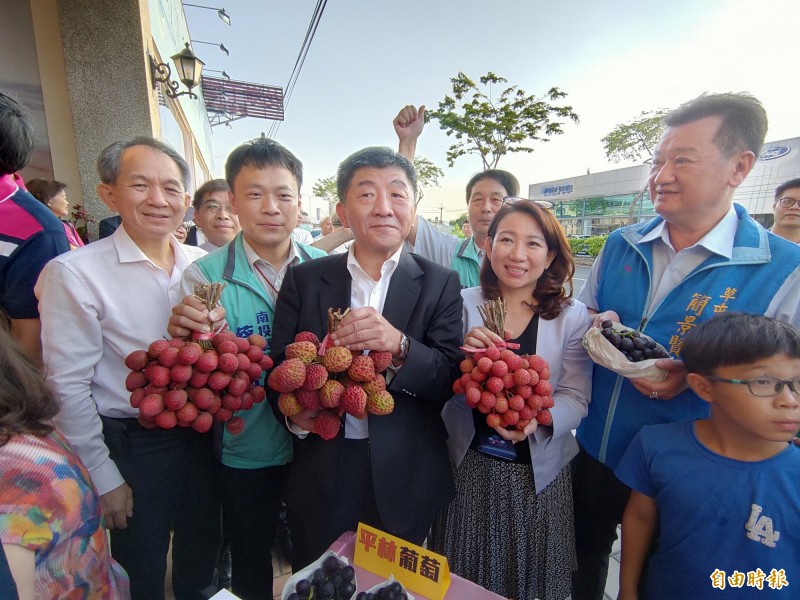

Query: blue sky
[{"left": 186, "top": 0, "right": 799, "bottom": 222}]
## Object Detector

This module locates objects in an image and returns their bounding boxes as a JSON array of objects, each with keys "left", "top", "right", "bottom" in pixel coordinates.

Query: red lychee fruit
[
  {"left": 534, "top": 380, "right": 553, "bottom": 397},
  {"left": 164, "top": 389, "right": 188, "bottom": 411},
  {"left": 486, "top": 377, "right": 504, "bottom": 395},
  {"left": 341, "top": 385, "right": 367, "bottom": 418},
  {"left": 177, "top": 343, "right": 203, "bottom": 366},
  {"left": 314, "top": 410, "right": 341, "bottom": 440},
  {"left": 319, "top": 380, "right": 344, "bottom": 409},
  {"left": 175, "top": 402, "right": 200, "bottom": 423},
  {"left": 484, "top": 346, "right": 501, "bottom": 361},
  {"left": 251, "top": 386, "right": 266, "bottom": 404},
  {"left": 508, "top": 394, "right": 525, "bottom": 412},
  {"left": 192, "top": 412, "right": 213, "bottom": 433},
  {"left": 366, "top": 390, "right": 394, "bottom": 416},
  {"left": 528, "top": 354, "right": 549, "bottom": 373},
  {"left": 486, "top": 413, "right": 502, "bottom": 428},
  {"left": 144, "top": 364, "right": 171, "bottom": 388},
  {"left": 226, "top": 416, "right": 245, "bottom": 435},
  {"left": 222, "top": 394, "right": 242, "bottom": 411},
  {"left": 192, "top": 388, "right": 215, "bottom": 410},
  {"left": 216, "top": 340, "right": 238, "bottom": 355},
  {"left": 322, "top": 346, "right": 352, "bottom": 373},
  {"left": 286, "top": 341, "right": 318, "bottom": 364},
  {"left": 502, "top": 409, "right": 520, "bottom": 427},
  {"left": 168, "top": 338, "right": 186, "bottom": 349},
  {"left": 361, "top": 376, "right": 386, "bottom": 396},
  {"left": 246, "top": 362, "right": 263, "bottom": 382},
  {"left": 465, "top": 387, "right": 481, "bottom": 407},
  {"left": 267, "top": 358, "right": 306, "bottom": 393},
  {"left": 499, "top": 349, "right": 522, "bottom": 371},
  {"left": 125, "top": 349, "right": 149, "bottom": 371},
  {"left": 154, "top": 409, "right": 177, "bottom": 429},
  {"left": 277, "top": 392, "right": 302, "bottom": 416},
  {"left": 247, "top": 333, "right": 267, "bottom": 349},
  {"left": 189, "top": 370, "right": 210, "bottom": 388},
  {"left": 294, "top": 331, "right": 321, "bottom": 346},
  {"left": 519, "top": 406, "right": 535, "bottom": 421},
  {"left": 477, "top": 356, "right": 493, "bottom": 374},
  {"left": 208, "top": 371, "right": 232, "bottom": 392},
  {"left": 157, "top": 346, "right": 180, "bottom": 368},
  {"left": 490, "top": 360, "right": 509, "bottom": 377},
  {"left": 240, "top": 392, "right": 254, "bottom": 411},
  {"left": 494, "top": 396, "right": 509, "bottom": 414},
  {"left": 147, "top": 339, "right": 170, "bottom": 359},
  {"left": 129, "top": 387, "right": 146, "bottom": 409},
  {"left": 227, "top": 376, "right": 249, "bottom": 397},
  {"left": 541, "top": 395, "right": 554, "bottom": 409},
  {"left": 125, "top": 370, "right": 147, "bottom": 392},
  {"left": 195, "top": 351, "right": 219, "bottom": 373},
  {"left": 233, "top": 337, "right": 249, "bottom": 354},
  {"left": 301, "top": 363, "right": 329, "bottom": 390},
  {"left": 295, "top": 389, "right": 320, "bottom": 411},
  {"left": 170, "top": 364, "right": 193, "bottom": 384},
  {"left": 214, "top": 407, "right": 233, "bottom": 422},
  {"left": 347, "top": 354, "right": 376, "bottom": 382},
  {"left": 536, "top": 408, "right": 553, "bottom": 426},
  {"left": 140, "top": 394, "right": 165, "bottom": 418},
  {"left": 513, "top": 368, "right": 531, "bottom": 386},
  {"left": 246, "top": 345, "right": 264, "bottom": 363},
  {"left": 368, "top": 350, "right": 393, "bottom": 373},
  {"left": 260, "top": 355, "right": 274, "bottom": 371},
  {"left": 236, "top": 353, "right": 251, "bottom": 372},
  {"left": 218, "top": 353, "right": 239, "bottom": 374}
]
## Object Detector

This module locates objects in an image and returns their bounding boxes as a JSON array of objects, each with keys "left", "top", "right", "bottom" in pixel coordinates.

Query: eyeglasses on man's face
[
  {"left": 201, "top": 201, "right": 235, "bottom": 214},
  {"left": 705, "top": 375, "right": 800, "bottom": 397},
  {"left": 502, "top": 196, "right": 554, "bottom": 210},
  {"left": 775, "top": 197, "right": 800, "bottom": 209}
]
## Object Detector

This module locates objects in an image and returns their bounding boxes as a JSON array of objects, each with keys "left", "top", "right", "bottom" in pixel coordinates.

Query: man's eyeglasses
[
  {"left": 202, "top": 202, "right": 235, "bottom": 213},
  {"left": 775, "top": 197, "right": 800, "bottom": 209},
  {"left": 502, "top": 196, "right": 554, "bottom": 210},
  {"left": 705, "top": 375, "right": 800, "bottom": 397}
]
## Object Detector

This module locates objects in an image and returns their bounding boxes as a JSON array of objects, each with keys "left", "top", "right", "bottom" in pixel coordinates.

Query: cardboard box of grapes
[{"left": 583, "top": 320, "right": 670, "bottom": 382}]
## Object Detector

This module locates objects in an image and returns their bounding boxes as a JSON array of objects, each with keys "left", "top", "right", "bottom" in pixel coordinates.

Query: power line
[{"left": 267, "top": 0, "right": 327, "bottom": 139}]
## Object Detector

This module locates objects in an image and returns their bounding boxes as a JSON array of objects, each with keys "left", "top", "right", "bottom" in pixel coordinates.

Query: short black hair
[
  {"left": 682, "top": 313, "right": 800, "bottom": 375},
  {"left": 97, "top": 137, "right": 191, "bottom": 191},
  {"left": 193, "top": 178, "right": 229, "bottom": 210},
  {"left": 663, "top": 92, "right": 768, "bottom": 157},
  {"left": 775, "top": 178, "right": 800, "bottom": 201},
  {"left": 336, "top": 147, "right": 417, "bottom": 203},
  {"left": 0, "top": 91, "right": 36, "bottom": 175},
  {"left": 465, "top": 169, "right": 519, "bottom": 204},
  {"left": 225, "top": 138, "right": 303, "bottom": 192}
]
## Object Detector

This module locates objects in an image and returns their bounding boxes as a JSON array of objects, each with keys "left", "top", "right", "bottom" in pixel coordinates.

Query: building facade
[{"left": 528, "top": 137, "right": 800, "bottom": 236}]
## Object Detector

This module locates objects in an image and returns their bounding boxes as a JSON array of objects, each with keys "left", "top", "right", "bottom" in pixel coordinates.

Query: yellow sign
[{"left": 353, "top": 522, "right": 451, "bottom": 600}]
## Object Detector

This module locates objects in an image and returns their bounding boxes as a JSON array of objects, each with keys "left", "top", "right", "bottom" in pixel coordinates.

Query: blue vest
[
  {"left": 577, "top": 205, "right": 800, "bottom": 469},
  {"left": 194, "top": 233, "right": 326, "bottom": 469}
]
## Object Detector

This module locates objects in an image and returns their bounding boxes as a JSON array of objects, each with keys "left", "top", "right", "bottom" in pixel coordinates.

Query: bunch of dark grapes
[
  {"left": 287, "top": 555, "right": 356, "bottom": 600},
  {"left": 600, "top": 320, "right": 670, "bottom": 362},
  {"left": 356, "top": 580, "right": 409, "bottom": 600}
]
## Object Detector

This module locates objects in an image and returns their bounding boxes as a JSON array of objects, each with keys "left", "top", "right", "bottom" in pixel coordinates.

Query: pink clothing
[{"left": 63, "top": 220, "right": 85, "bottom": 248}]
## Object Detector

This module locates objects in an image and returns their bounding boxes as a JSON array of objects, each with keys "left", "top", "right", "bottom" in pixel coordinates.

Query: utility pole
[{"left": 439, "top": 204, "right": 444, "bottom": 224}]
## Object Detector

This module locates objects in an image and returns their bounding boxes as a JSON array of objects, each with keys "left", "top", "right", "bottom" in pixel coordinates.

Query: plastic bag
[
  {"left": 583, "top": 323, "right": 669, "bottom": 382},
  {"left": 280, "top": 550, "right": 357, "bottom": 600},
  {"left": 360, "top": 575, "right": 415, "bottom": 599}
]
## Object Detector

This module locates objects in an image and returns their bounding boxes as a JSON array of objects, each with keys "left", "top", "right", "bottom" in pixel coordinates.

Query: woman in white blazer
[{"left": 433, "top": 199, "right": 593, "bottom": 600}]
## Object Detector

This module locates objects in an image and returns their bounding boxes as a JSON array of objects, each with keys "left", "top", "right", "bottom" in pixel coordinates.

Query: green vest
[
  {"left": 194, "top": 233, "right": 326, "bottom": 469},
  {"left": 450, "top": 236, "right": 482, "bottom": 288}
]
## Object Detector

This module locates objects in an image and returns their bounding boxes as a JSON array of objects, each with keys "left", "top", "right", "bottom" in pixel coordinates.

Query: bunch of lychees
[
  {"left": 125, "top": 331, "right": 271, "bottom": 434},
  {"left": 272, "top": 313, "right": 395, "bottom": 441},
  {"left": 453, "top": 348, "right": 554, "bottom": 429}
]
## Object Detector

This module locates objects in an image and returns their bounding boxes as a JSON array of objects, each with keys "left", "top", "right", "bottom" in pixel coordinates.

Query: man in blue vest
[
  {"left": 169, "top": 138, "right": 325, "bottom": 599},
  {"left": 393, "top": 105, "right": 519, "bottom": 287},
  {"left": 571, "top": 92, "right": 800, "bottom": 600}
]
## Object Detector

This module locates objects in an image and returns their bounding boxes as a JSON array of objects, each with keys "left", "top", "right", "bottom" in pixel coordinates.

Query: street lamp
[
  {"left": 183, "top": 3, "right": 231, "bottom": 25},
  {"left": 150, "top": 43, "right": 205, "bottom": 99},
  {"left": 204, "top": 68, "right": 230, "bottom": 80},
  {"left": 191, "top": 40, "right": 229, "bottom": 56}
]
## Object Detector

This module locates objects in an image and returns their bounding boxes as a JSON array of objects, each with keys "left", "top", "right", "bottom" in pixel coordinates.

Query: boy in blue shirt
[{"left": 615, "top": 312, "right": 800, "bottom": 599}]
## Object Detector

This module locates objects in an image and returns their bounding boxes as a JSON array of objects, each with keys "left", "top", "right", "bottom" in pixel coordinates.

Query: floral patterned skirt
[{"left": 431, "top": 449, "right": 575, "bottom": 600}]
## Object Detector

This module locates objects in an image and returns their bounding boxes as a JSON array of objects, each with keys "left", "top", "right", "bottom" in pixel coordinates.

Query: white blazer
[{"left": 442, "top": 286, "right": 593, "bottom": 492}]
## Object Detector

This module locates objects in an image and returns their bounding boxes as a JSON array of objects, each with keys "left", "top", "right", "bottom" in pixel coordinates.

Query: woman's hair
[
  {"left": 0, "top": 327, "right": 59, "bottom": 446},
  {"left": 479, "top": 201, "right": 574, "bottom": 320},
  {"left": 26, "top": 178, "right": 67, "bottom": 204}
]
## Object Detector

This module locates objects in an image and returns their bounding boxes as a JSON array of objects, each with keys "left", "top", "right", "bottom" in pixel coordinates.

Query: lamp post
[
  {"left": 183, "top": 3, "right": 231, "bottom": 25},
  {"left": 191, "top": 40, "right": 230, "bottom": 56},
  {"left": 150, "top": 43, "right": 205, "bottom": 99}
]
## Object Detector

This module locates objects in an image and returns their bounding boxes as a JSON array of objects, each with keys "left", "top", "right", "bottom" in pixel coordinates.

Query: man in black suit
[{"left": 271, "top": 146, "right": 463, "bottom": 569}]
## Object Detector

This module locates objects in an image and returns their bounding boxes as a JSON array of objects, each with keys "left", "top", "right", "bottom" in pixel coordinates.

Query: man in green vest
[
  {"left": 393, "top": 104, "right": 519, "bottom": 287},
  {"left": 168, "top": 137, "right": 325, "bottom": 600}
]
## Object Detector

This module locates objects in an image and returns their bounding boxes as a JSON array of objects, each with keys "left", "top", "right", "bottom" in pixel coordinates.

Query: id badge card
[{"left": 477, "top": 429, "right": 517, "bottom": 461}]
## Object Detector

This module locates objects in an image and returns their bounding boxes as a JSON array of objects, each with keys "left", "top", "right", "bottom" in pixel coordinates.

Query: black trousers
[
  {"left": 218, "top": 463, "right": 288, "bottom": 600},
  {"left": 571, "top": 446, "right": 632, "bottom": 600},
  {"left": 104, "top": 418, "right": 221, "bottom": 600}
]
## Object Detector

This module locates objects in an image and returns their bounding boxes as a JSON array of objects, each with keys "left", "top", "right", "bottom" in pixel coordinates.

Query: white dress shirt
[
  {"left": 291, "top": 227, "right": 315, "bottom": 245},
  {"left": 36, "top": 225, "right": 206, "bottom": 495},
  {"left": 341, "top": 244, "right": 402, "bottom": 439}
]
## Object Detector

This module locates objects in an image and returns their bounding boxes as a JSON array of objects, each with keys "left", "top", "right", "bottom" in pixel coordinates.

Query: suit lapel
[
  {"left": 383, "top": 250, "right": 423, "bottom": 331},
  {"left": 317, "top": 254, "right": 352, "bottom": 334}
]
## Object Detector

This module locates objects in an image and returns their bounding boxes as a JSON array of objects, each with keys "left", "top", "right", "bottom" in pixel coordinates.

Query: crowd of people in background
[{"left": 1, "top": 86, "right": 799, "bottom": 600}]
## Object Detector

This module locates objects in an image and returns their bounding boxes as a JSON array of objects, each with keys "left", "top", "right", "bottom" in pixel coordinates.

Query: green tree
[
  {"left": 413, "top": 155, "right": 444, "bottom": 202},
  {"left": 601, "top": 109, "right": 668, "bottom": 163},
  {"left": 428, "top": 71, "right": 579, "bottom": 169},
  {"left": 312, "top": 175, "right": 338, "bottom": 214},
  {"left": 601, "top": 109, "right": 669, "bottom": 224}
]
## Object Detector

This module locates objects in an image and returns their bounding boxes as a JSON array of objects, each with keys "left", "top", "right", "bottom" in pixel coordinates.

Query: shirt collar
[
  {"left": 638, "top": 205, "right": 738, "bottom": 259},
  {"left": 346, "top": 243, "right": 403, "bottom": 281},
  {"left": 242, "top": 236, "right": 298, "bottom": 271},
  {"left": 0, "top": 173, "right": 23, "bottom": 202},
  {"left": 112, "top": 223, "right": 197, "bottom": 269}
]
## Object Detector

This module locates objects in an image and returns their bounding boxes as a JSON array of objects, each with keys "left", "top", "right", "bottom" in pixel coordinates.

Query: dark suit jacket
[
  {"left": 98, "top": 215, "right": 121, "bottom": 239},
  {"left": 270, "top": 250, "right": 463, "bottom": 554}
]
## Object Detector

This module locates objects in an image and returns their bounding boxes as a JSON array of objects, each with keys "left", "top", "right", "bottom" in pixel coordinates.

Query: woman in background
[
  {"left": 435, "top": 199, "right": 592, "bottom": 600},
  {"left": 0, "top": 327, "right": 129, "bottom": 599},
  {"left": 26, "top": 178, "right": 84, "bottom": 249}
]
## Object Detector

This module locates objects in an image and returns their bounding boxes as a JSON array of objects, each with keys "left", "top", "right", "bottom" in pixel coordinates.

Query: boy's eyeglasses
[
  {"left": 705, "top": 375, "right": 800, "bottom": 397},
  {"left": 502, "top": 196, "right": 554, "bottom": 210}
]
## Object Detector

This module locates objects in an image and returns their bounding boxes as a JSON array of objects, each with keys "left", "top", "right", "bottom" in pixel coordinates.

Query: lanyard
[{"left": 253, "top": 261, "right": 280, "bottom": 297}]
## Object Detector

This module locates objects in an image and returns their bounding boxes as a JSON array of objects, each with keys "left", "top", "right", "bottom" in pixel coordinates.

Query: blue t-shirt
[{"left": 616, "top": 421, "right": 800, "bottom": 599}]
